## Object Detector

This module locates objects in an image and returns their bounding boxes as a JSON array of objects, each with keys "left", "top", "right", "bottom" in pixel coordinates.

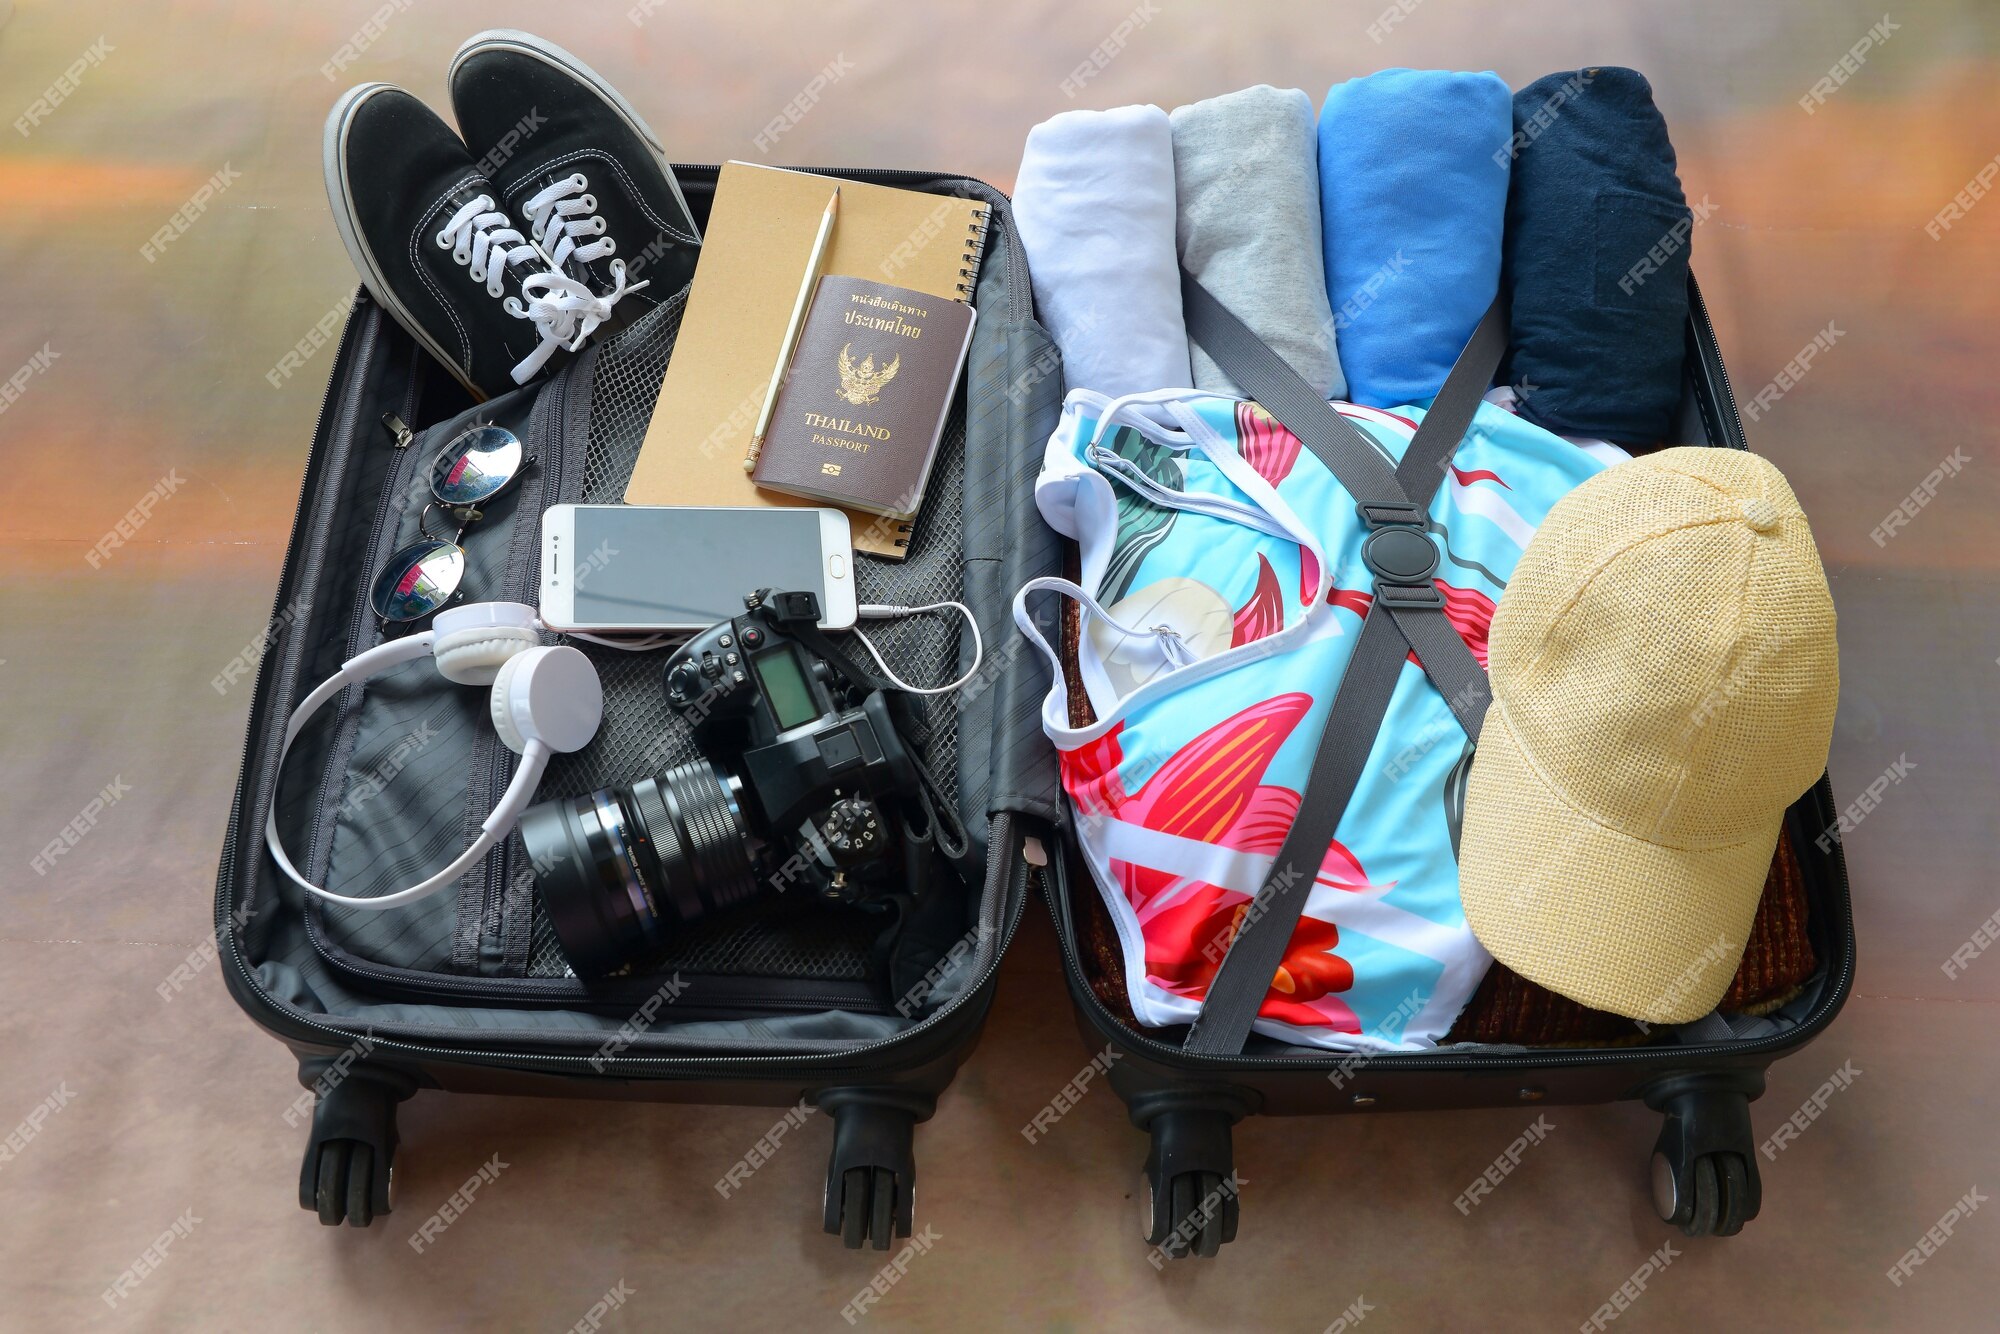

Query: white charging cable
[
  {"left": 558, "top": 603, "right": 985, "bottom": 694},
  {"left": 850, "top": 601, "right": 985, "bottom": 696},
  {"left": 564, "top": 629, "right": 678, "bottom": 652}
]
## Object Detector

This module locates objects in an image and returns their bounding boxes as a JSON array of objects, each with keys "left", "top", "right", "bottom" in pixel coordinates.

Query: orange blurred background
[{"left": 1, "top": 2, "right": 1994, "bottom": 1327}]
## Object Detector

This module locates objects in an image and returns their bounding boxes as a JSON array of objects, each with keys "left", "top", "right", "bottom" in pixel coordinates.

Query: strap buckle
[
  {"left": 1374, "top": 581, "right": 1447, "bottom": 610},
  {"left": 1356, "top": 501, "right": 1442, "bottom": 601},
  {"left": 1356, "top": 500, "right": 1425, "bottom": 530}
]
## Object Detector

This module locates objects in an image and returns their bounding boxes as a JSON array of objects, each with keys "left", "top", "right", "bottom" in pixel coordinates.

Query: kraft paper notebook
[{"left": 625, "top": 161, "right": 991, "bottom": 559}]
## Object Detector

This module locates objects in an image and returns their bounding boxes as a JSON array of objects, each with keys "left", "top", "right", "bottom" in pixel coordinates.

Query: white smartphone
[{"left": 540, "top": 505, "right": 857, "bottom": 632}]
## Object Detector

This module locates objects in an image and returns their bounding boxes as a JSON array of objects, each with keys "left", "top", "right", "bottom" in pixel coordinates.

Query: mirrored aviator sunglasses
[{"left": 369, "top": 423, "right": 532, "bottom": 622}]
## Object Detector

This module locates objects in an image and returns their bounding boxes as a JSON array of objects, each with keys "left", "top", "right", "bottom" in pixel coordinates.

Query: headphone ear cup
[
  {"left": 489, "top": 653, "right": 531, "bottom": 755},
  {"left": 489, "top": 645, "right": 602, "bottom": 756},
  {"left": 434, "top": 624, "right": 539, "bottom": 685}
]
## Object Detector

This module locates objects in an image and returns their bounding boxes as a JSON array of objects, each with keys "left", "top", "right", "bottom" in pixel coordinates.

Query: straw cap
[{"left": 1458, "top": 447, "right": 1837, "bottom": 1023}]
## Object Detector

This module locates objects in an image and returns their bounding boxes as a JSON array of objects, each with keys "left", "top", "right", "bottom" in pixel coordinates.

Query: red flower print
[
  {"left": 1448, "top": 463, "right": 1511, "bottom": 490},
  {"left": 1327, "top": 585, "right": 1372, "bottom": 621},
  {"left": 1057, "top": 695, "right": 1387, "bottom": 1032},
  {"left": 1317, "top": 583, "right": 1493, "bottom": 670},
  {"left": 1060, "top": 722, "right": 1130, "bottom": 816},
  {"left": 1231, "top": 554, "right": 1287, "bottom": 646},
  {"left": 1146, "top": 889, "right": 1361, "bottom": 1031},
  {"left": 1113, "top": 694, "right": 1312, "bottom": 897},
  {"left": 1435, "top": 580, "right": 1497, "bottom": 670},
  {"left": 1235, "top": 401, "right": 1301, "bottom": 486}
]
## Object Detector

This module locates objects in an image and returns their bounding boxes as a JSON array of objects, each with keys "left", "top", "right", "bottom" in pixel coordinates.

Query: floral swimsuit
[{"left": 1014, "top": 387, "right": 1625, "bottom": 1050}]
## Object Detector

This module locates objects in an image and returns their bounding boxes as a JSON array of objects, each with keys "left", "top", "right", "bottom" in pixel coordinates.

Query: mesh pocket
[{"left": 527, "top": 291, "right": 969, "bottom": 979}]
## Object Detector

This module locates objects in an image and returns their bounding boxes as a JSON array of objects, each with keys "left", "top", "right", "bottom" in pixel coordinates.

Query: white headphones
[{"left": 264, "top": 602, "right": 602, "bottom": 910}]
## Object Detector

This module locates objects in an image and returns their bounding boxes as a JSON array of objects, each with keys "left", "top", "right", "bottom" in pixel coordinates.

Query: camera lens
[{"left": 519, "top": 760, "right": 761, "bottom": 975}]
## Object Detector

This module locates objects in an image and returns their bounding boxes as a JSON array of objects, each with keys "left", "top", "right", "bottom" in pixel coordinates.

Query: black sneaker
[
  {"left": 448, "top": 30, "right": 702, "bottom": 333},
  {"left": 323, "top": 83, "right": 608, "bottom": 400}
]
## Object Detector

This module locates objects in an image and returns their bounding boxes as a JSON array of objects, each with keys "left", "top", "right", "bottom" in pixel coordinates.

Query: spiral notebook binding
[{"left": 954, "top": 204, "right": 993, "bottom": 301}]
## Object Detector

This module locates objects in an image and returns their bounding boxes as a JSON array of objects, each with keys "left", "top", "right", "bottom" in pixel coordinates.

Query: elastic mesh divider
[{"left": 527, "top": 291, "right": 969, "bottom": 979}]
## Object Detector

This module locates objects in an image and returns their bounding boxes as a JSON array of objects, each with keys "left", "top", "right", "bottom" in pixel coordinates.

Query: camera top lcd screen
[
  {"left": 561, "top": 506, "right": 829, "bottom": 629},
  {"left": 751, "top": 644, "right": 818, "bottom": 731}
]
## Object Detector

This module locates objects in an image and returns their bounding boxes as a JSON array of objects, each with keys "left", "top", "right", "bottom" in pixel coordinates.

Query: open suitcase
[
  {"left": 214, "top": 165, "right": 1065, "bottom": 1249},
  {"left": 1034, "top": 274, "right": 1857, "bottom": 1256}
]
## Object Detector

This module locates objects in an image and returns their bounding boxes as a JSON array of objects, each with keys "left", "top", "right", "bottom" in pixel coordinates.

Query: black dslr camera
[{"left": 520, "top": 590, "right": 926, "bottom": 975}]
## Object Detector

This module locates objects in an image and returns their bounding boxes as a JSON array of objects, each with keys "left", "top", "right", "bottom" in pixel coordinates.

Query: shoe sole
[
  {"left": 322, "top": 82, "right": 491, "bottom": 401},
  {"left": 448, "top": 28, "right": 702, "bottom": 246}
]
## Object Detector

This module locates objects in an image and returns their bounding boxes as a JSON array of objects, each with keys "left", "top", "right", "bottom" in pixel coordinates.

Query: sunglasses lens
[
  {"left": 370, "top": 538, "right": 466, "bottom": 622},
  {"left": 431, "top": 425, "right": 524, "bottom": 508}
]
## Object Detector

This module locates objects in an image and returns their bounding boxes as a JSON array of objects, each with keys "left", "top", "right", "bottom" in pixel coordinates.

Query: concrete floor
[{"left": 4, "top": 1, "right": 1997, "bottom": 1329}]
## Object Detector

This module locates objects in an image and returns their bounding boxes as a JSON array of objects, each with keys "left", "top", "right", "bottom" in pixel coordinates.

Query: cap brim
[{"left": 1458, "top": 704, "right": 1777, "bottom": 1024}]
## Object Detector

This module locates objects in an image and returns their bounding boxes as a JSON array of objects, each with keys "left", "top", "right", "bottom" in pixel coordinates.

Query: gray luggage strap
[{"left": 1176, "top": 269, "right": 1507, "bottom": 1055}]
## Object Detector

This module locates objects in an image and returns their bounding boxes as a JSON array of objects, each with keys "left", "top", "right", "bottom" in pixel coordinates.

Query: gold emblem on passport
[{"left": 836, "top": 343, "right": 900, "bottom": 406}]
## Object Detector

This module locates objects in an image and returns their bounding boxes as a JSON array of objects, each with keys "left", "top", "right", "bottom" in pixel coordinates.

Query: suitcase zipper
[
  {"left": 223, "top": 387, "right": 1026, "bottom": 1071},
  {"left": 1686, "top": 275, "right": 1748, "bottom": 449},
  {"left": 1038, "top": 273, "right": 1852, "bottom": 1076},
  {"left": 284, "top": 934, "right": 892, "bottom": 1014},
  {"left": 219, "top": 819, "right": 1025, "bottom": 1070},
  {"left": 298, "top": 346, "right": 426, "bottom": 910},
  {"left": 224, "top": 170, "right": 1031, "bottom": 1070},
  {"left": 475, "top": 365, "right": 570, "bottom": 969},
  {"left": 291, "top": 304, "right": 381, "bottom": 888},
  {"left": 1042, "top": 785, "right": 1855, "bottom": 1073}
]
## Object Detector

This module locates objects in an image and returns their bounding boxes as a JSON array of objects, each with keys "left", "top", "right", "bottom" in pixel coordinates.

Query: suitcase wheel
[
  {"left": 310, "top": 1139, "right": 389, "bottom": 1228},
  {"left": 1653, "top": 1146, "right": 1756, "bottom": 1237},
  {"left": 819, "top": 1089, "right": 929, "bottom": 1251},
  {"left": 1140, "top": 1108, "right": 1239, "bottom": 1260},
  {"left": 1645, "top": 1078, "right": 1763, "bottom": 1238},
  {"left": 295, "top": 1062, "right": 411, "bottom": 1229}
]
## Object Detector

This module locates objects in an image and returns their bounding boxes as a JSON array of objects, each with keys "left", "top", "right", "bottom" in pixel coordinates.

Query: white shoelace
[
  {"left": 434, "top": 192, "right": 623, "bottom": 387},
  {"left": 522, "top": 172, "right": 648, "bottom": 313}
]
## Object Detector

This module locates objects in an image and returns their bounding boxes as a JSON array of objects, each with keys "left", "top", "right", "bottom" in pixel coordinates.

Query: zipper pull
[{"left": 381, "top": 413, "right": 415, "bottom": 449}]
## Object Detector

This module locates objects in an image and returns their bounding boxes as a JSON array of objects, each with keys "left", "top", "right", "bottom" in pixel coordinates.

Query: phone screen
[{"left": 558, "top": 507, "right": 830, "bottom": 628}]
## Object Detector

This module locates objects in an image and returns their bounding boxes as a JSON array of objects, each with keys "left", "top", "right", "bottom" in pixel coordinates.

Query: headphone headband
[{"left": 265, "top": 603, "right": 600, "bottom": 912}]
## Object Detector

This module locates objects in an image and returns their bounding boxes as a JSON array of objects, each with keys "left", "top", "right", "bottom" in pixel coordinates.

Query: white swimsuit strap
[
  {"left": 1011, "top": 575, "right": 1200, "bottom": 700},
  {"left": 1085, "top": 447, "right": 1299, "bottom": 543},
  {"left": 1079, "top": 391, "right": 1324, "bottom": 559},
  {"left": 1162, "top": 398, "right": 1333, "bottom": 611},
  {"left": 1014, "top": 393, "right": 1348, "bottom": 735},
  {"left": 1083, "top": 387, "right": 1213, "bottom": 450}
]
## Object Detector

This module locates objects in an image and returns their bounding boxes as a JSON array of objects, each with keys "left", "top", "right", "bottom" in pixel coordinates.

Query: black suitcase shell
[
  {"left": 214, "top": 165, "right": 1065, "bottom": 1249},
  {"left": 1034, "top": 277, "right": 1856, "bottom": 1256}
]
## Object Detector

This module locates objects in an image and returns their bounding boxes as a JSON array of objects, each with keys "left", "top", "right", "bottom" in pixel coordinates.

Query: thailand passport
[{"left": 751, "top": 276, "right": 976, "bottom": 520}]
